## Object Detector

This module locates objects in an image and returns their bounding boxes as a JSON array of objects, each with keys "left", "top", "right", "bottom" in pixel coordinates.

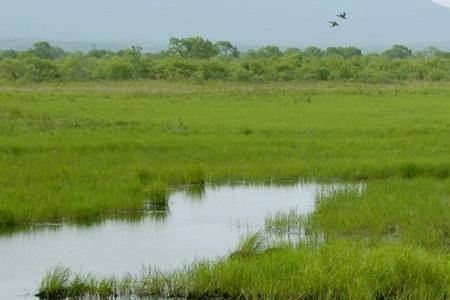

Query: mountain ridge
[{"left": 0, "top": 0, "right": 449, "bottom": 47}]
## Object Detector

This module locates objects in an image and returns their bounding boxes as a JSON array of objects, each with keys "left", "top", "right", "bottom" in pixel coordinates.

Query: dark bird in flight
[
  {"left": 329, "top": 21, "right": 340, "bottom": 28},
  {"left": 337, "top": 12, "right": 347, "bottom": 20}
]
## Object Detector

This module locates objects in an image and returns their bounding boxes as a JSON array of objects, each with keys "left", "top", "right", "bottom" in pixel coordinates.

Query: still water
[{"left": 0, "top": 182, "right": 347, "bottom": 299}]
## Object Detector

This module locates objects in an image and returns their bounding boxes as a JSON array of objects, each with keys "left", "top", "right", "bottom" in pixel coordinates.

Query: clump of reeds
[
  {"left": 183, "top": 164, "right": 206, "bottom": 185},
  {"left": 36, "top": 266, "right": 134, "bottom": 299},
  {"left": 133, "top": 267, "right": 190, "bottom": 298},
  {"left": 35, "top": 267, "right": 85, "bottom": 299},
  {"left": 36, "top": 266, "right": 191, "bottom": 299},
  {"left": 229, "top": 232, "right": 266, "bottom": 259},
  {"left": 145, "top": 181, "right": 169, "bottom": 211},
  {"left": 264, "top": 209, "right": 308, "bottom": 235}
]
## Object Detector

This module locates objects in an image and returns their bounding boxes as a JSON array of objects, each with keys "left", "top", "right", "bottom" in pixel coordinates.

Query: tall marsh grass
[
  {"left": 37, "top": 241, "right": 450, "bottom": 299},
  {"left": 144, "top": 181, "right": 169, "bottom": 210},
  {"left": 229, "top": 232, "right": 267, "bottom": 259},
  {"left": 307, "top": 178, "right": 450, "bottom": 248},
  {"left": 2, "top": 82, "right": 450, "bottom": 227},
  {"left": 265, "top": 209, "right": 309, "bottom": 235}
]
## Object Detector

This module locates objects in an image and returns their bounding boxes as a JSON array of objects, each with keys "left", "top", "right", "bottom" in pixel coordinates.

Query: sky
[
  {"left": 432, "top": 0, "right": 450, "bottom": 8},
  {"left": 1, "top": 0, "right": 450, "bottom": 50}
]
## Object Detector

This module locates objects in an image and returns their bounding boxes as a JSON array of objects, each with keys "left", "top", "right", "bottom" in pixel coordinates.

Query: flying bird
[
  {"left": 337, "top": 12, "right": 347, "bottom": 20},
  {"left": 329, "top": 21, "right": 340, "bottom": 28}
]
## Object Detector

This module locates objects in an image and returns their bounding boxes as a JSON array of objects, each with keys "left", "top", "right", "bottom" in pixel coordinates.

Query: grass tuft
[
  {"left": 229, "top": 232, "right": 266, "bottom": 259},
  {"left": 265, "top": 209, "right": 307, "bottom": 234},
  {"left": 36, "top": 266, "right": 71, "bottom": 299},
  {"left": 182, "top": 164, "right": 206, "bottom": 185},
  {"left": 145, "top": 181, "right": 169, "bottom": 210}
]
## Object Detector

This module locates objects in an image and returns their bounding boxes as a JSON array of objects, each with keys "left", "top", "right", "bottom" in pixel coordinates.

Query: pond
[{"left": 0, "top": 182, "right": 350, "bottom": 299}]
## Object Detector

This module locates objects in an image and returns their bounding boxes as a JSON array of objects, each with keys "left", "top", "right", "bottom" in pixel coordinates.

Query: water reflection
[{"left": 182, "top": 184, "right": 206, "bottom": 201}]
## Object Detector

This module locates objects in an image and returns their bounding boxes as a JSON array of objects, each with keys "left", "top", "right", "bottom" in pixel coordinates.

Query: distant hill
[
  {"left": 0, "top": 38, "right": 168, "bottom": 53},
  {"left": 0, "top": 0, "right": 449, "bottom": 49}
]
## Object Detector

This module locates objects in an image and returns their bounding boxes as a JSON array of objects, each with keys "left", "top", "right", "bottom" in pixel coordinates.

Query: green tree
[
  {"left": 383, "top": 45, "right": 412, "bottom": 59},
  {"left": 415, "top": 46, "right": 445, "bottom": 58},
  {"left": 216, "top": 41, "right": 240, "bottom": 58},
  {"left": 284, "top": 48, "right": 303, "bottom": 56},
  {"left": 325, "top": 47, "right": 362, "bottom": 58},
  {"left": 93, "top": 56, "right": 135, "bottom": 80},
  {"left": 30, "top": 41, "right": 64, "bottom": 60},
  {"left": 246, "top": 45, "right": 283, "bottom": 59},
  {"left": 156, "top": 57, "right": 199, "bottom": 80},
  {"left": 88, "top": 48, "right": 113, "bottom": 58},
  {"left": 59, "top": 53, "right": 94, "bottom": 81},
  {"left": 199, "top": 60, "right": 231, "bottom": 80},
  {"left": 168, "top": 37, "right": 219, "bottom": 59},
  {"left": 0, "top": 50, "right": 18, "bottom": 60},
  {"left": 0, "top": 58, "right": 27, "bottom": 80},
  {"left": 303, "top": 46, "right": 323, "bottom": 57}
]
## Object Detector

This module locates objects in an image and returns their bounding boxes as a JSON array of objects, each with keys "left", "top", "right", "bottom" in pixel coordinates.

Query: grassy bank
[
  {"left": 309, "top": 178, "right": 450, "bottom": 249},
  {"left": 38, "top": 241, "right": 450, "bottom": 300},
  {"left": 1, "top": 81, "right": 450, "bottom": 227}
]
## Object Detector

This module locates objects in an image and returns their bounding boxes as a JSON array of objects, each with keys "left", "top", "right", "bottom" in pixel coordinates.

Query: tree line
[{"left": 0, "top": 37, "right": 449, "bottom": 83}]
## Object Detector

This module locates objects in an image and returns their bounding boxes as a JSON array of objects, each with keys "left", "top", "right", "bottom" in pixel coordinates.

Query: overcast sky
[
  {"left": 1, "top": 0, "right": 450, "bottom": 48},
  {"left": 432, "top": 0, "right": 450, "bottom": 8}
]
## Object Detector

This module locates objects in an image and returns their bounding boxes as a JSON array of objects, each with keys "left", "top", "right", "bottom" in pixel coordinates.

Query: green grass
[
  {"left": 308, "top": 178, "right": 450, "bottom": 249},
  {"left": 264, "top": 178, "right": 450, "bottom": 249},
  {"left": 37, "top": 241, "right": 450, "bottom": 300},
  {"left": 144, "top": 180, "right": 170, "bottom": 210},
  {"left": 265, "top": 209, "right": 308, "bottom": 235},
  {"left": 2, "top": 81, "right": 450, "bottom": 227},
  {"left": 36, "top": 266, "right": 118, "bottom": 299},
  {"left": 229, "top": 232, "right": 267, "bottom": 259}
]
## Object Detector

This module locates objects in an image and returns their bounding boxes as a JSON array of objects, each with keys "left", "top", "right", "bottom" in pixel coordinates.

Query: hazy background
[{"left": 1, "top": 0, "right": 450, "bottom": 51}]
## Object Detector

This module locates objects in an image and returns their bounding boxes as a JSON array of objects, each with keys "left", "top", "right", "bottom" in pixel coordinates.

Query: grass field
[
  {"left": 3, "top": 81, "right": 449, "bottom": 298},
  {"left": 2, "top": 81, "right": 450, "bottom": 229}
]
